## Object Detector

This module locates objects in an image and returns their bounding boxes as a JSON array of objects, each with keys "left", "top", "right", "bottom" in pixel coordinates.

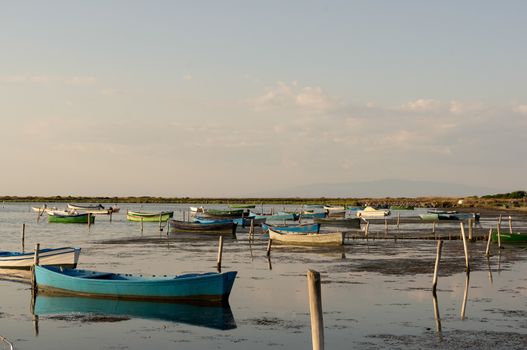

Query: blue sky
[{"left": 1, "top": 1, "right": 526, "bottom": 196}]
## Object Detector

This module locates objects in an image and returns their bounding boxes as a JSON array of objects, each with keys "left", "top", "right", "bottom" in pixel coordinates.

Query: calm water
[{"left": 0, "top": 203, "right": 526, "bottom": 349}]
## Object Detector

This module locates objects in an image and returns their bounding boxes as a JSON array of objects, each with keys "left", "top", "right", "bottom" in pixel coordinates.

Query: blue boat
[
  {"left": 34, "top": 295, "right": 237, "bottom": 330},
  {"left": 193, "top": 217, "right": 234, "bottom": 225},
  {"left": 35, "top": 266, "right": 237, "bottom": 303},
  {"left": 300, "top": 211, "right": 327, "bottom": 219},
  {"left": 261, "top": 212, "right": 300, "bottom": 221},
  {"left": 261, "top": 222, "right": 321, "bottom": 233}
]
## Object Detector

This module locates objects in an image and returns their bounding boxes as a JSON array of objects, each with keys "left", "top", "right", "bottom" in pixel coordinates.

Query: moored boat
[
  {"left": 127, "top": 210, "right": 174, "bottom": 222},
  {"left": 0, "top": 247, "right": 81, "bottom": 269},
  {"left": 35, "top": 266, "right": 237, "bottom": 303},
  {"left": 491, "top": 230, "right": 527, "bottom": 243},
  {"left": 389, "top": 205, "right": 415, "bottom": 210},
  {"left": 300, "top": 211, "right": 327, "bottom": 219},
  {"left": 356, "top": 206, "right": 390, "bottom": 217},
  {"left": 67, "top": 203, "right": 105, "bottom": 211},
  {"left": 169, "top": 220, "right": 238, "bottom": 236},
  {"left": 201, "top": 208, "right": 246, "bottom": 218},
  {"left": 314, "top": 217, "right": 361, "bottom": 228},
  {"left": 323, "top": 205, "right": 346, "bottom": 216},
  {"left": 268, "top": 228, "right": 344, "bottom": 246},
  {"left": 262, "top": 222, "right": 321, "bottom": 233},
  {"left": 228, "top": 204, "right": 256, "bottom": 209},
  {"left": 48, "top": 212, "right": 95, "bottom": 224}
]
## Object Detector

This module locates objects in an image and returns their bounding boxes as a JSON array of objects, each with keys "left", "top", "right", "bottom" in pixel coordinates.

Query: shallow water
[{"left": 0, "top": 203, "right": 526, "bottom": 349}]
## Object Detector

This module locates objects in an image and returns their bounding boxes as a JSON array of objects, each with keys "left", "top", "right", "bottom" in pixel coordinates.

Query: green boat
[
  {"left": 202, "top": 209, "right": 245, "bottom": 218},
  {"left": 48, "top": 212, "right": 95, "bottom": 224},
  {"left": 127, "top": 210, "right": 174, "bottom": 222},
  {"left": 491, "top": 230, "right": 527, "bottom": 243}
]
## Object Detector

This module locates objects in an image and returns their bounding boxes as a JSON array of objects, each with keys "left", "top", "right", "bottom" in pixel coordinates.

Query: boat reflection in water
[{"left": 33, "top": 294, "right": 236, "bottom": 330}]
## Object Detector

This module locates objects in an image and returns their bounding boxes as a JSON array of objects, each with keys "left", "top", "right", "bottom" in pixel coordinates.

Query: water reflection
[
  {"left": 32, "top": 294, "right": 237, "bottom": 330},
  {"left": 460, "top": 272, "right": 470, "bottom": 320},
  {"left": 431, "top": 292, "right": 442, "bottom": 336}
]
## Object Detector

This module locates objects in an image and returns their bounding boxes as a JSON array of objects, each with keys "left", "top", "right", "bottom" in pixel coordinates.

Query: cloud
[
  {"left": 400, "top": 98, "right": 443, "bottom": 112},
  {"left": 251, "top": 81, "right": 337, "bottom": 112},
  {"left": 513, "top": 104, "right": 527, "bottom": 115}
]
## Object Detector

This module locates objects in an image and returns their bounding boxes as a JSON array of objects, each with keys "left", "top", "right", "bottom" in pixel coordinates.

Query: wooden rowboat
[
  {"left": 262, "top": 222, "right": 320, "bottom": 233},
  {"left": 356, "top": 206, "right": 390, "bottom": 217},
  {"left": 169, "top": 220, "right": 237, "bottom": 236},
  {"left": 314, "top": 217, "right": 361, "bottom": 228},
  {"left": 127, "top": 210, "right": 174, "bottom": 222},
  {"left": 0, "top": 247, "right": 80, "bottom": 269},
  {"left": 48, "top": 212, "right": 95, "bottom": 224},
  {"left": 268, "top": 228, "right": 344, "bottom": 246},
  {"left": 491, "top": 230, "right": 527, "bottom": 243},
  {"left": 228, "top": 204, "right": 256, "bottom": 209},
  {"left": 35, "top": 266, "right": 237, "bottom": 303},
  {"left": 67, "top": 203, "right": 105, "bottom": 211},
  {"left": 202, "top": 209, "right": 245, "bottom": 218},
  {"left": 323, "top": 205, "right": 346, "bottom": 216}
]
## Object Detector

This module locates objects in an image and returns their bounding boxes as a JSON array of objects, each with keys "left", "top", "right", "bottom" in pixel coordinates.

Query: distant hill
[{"left": 255, "top": 179, "right": 502, "bottom": 198}]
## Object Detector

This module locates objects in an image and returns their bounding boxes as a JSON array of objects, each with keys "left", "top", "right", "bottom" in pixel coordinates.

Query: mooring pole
[
  {"left": 216, "top": 235, "right": 224, "bottom": 272},
  {"left": 485, "top": 228, "right": 492, "bottom": 257},
  {"left": 432, "top": 240, "right": 443, "bottom": 293},
  {"left": 460, "top": 223, "right": 470, "bottom": 271},
  {"left": 266, "top": 239, "right": 272, "bottom": 257},
  {"left": 307, "top": 269, "right": 324, "bottom": 350},
  {"left": 22, "top": 223, "right": 26, "bottom": 252},
  {"left": 31, "top": 243, "right": 40, "bottom": 294}
]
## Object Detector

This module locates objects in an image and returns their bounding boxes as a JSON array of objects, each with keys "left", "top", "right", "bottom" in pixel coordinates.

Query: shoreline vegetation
[{"left": 1, "top": 191, "right": 525, "bottom": 210}]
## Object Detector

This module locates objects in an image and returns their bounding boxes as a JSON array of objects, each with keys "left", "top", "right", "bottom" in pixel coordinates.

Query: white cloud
[
  {"left": 400, "top": 98, "right": 442, "bottom": 112},
  {"left": 251, "top": 81, "right": 336, "bottom": 112}
]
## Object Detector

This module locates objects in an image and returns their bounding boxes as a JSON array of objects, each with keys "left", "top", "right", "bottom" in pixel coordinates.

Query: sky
[{"left": 1, "top": 0, "right": 526, "bottom": 197}]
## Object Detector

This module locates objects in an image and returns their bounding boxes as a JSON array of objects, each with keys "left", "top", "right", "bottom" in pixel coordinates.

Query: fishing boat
[
  {"left": 35, "top": 266, "right": 237, "bottom": 303},
  {"left": 420, "top": 213, "right": 480, "bottom": 221},
  {"left": 314, "top": 217, "right": 361, "bottom": 228},
  {"left": 300, "top": 211, "right": 327, "bottom": 219},
  {"left": 0, "top": 247, "right": 80, "bottom": 269},
  {"left": 427, "top": 209, "right": 457, "bottom": 214},
  {"left": 126, "top": 210, "right": 174, "bottom": 222},
  {"left": 169, "top": 220, "right": 238, "bottom": 236},
  {"left": 260, "top": 212, "right": 300, "bottom": 221},
  {"left": 303, "top": 204, "right": 325, "bottom": 209},
  {"left": 262, "top": 222, "right": 321, "bottom": 233},
  {"left": 356, "top": 206, "right": 390, "bottom": 217},
  {"left": 67, "top": 203, "right": 105, "bottom": 211},
  {"left": 48, "top": 212, "right": 95, "bottom": 224},
  {"left": 491, "top": 230, "right": 527, "bottom": 243},
  {"left": 323, "top": 205, "right": 346, "bottom": 216},
  {"left": 190, "top": 206, "right": 205, "bottom": 213},
  {"left": 34, "top": 294, "right": 237, "bottom": 330},
  {"left": 268, "top": 228, "right": 344, "bottom": 246},
  {"left": 201, "top": 208, "right": 246, "bottom": 218},
  {"left": 31, "top": 205, "right": 57, "bottom": 213}
]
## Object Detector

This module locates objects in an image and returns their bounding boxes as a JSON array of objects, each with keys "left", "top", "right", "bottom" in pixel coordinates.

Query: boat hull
[
  {"left": 268, "top": 229, "right": 343, "bottom": 246},
  {"left": 48, "top": 213, "right": 95, "bottom": 224},
  {"left": 262, "top": 223, "right": 320, "bottom": 233},
  {"left": 491, "top": 230, "right": 527, "bottom": 243},
  {"left": 127, "top": 211, "right": 174, "bottom": 222},
  {"left": 35, "top": 266, "right": 237, "bottom": 303},
  {"left": 169, "top": 220, "right": 237, "bottom": 236},
  {"left": 314, "top": 217, "right": 361, "bottom": 228},
  {"left": 0, "top": 247, "right": 80, "bottom": 269}
]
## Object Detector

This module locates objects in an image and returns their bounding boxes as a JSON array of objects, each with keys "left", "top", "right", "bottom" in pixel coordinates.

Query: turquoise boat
[
  {"left": 261, "top": 222, "right": 320, "bottom": 233},
  {"left": 35, "top": 266, "right": 237, "bottom": 303},
  {"left": 263, "top": 212, "right": 300, "bottom": 221},
  {"left": 203, "top": 209, "right": 245, "bottom": 217},
  {"left": 34, "top": 295, "right": 237, "bottom": 330},
  {"left": 300, "top": 211, "right": 326, "bottom": 219},
  {"left": 127, "top": 210, "right": 174, "bottom": 222},
  {"left": 48, "top": 212, "right": 95, "bottom": 224}
]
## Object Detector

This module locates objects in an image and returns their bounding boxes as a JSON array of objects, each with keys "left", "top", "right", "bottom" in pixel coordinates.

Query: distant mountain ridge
[{"left": 255, "top": 179, "right": 503, "bottom": 198}]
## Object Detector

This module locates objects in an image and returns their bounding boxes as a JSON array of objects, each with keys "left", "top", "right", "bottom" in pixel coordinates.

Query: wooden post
[
  {"left": 31, "top": 243, "right": 40, "bottom": 294},
  {"left": 141, "top": 217, "right": 144, "bottom": 233},
  {"left": 159, "top": 214, "right": 162, "bottom": 231},
  {"left": 468, "top": 218, "right": 473, "bottom": 241},
  {"left": 485, "top": 228, "right": 492, "bottom": 257},
  {"left": 87, "top": 213, "right": 92, "bottom": 228},
  {"left": 249, "top": 219, "right": 255, "bottom": 242},
  {"left": 384, "top": 218, "right": 388, "bottom": 233},
  {"left": 432, "top": 292, "right": 442, "bottom": 334},
  {"left": 266, "top": 239, "right": 272, "bottom": 257},
  {"left": 396, "top": 213, "right": 400, "bottom": 230},
  {"left": 432, "top": 221, "right": 436, "bottom": 234},
  {"left": 496, "top": 223, "right": 501, "bottom": 249},
  {"left": 460, "top": 272, "right": 470, "bottom": 320},
  {"left": 307, "top": 269, "right": 324, "bottom": 350},
  {"left": 460, "top": 223, "right": 470, "bottom": 271},
  {"left": 432, "top": 240, "right": 443, "bottom": 293},
  {"left": 364, "top": 222, "right": 370, "bottom": 238},
  {"left": 216, "top": 235, "right": 224, "bottom": 272},
  {"left": 508, "top": 216, "right": 513, "bottom": 234},
  {"left": 109, "top": 209, "right": 113, "bottom": 223},
  {"left": 22, "top": 223, "right": 26, "bottom": 252}
]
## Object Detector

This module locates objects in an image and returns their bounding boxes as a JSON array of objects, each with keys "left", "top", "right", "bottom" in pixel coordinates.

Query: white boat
[
  {"left": 67, "top": 203, "right": 105, "bottom": 211},
  {"left": 268, "top": 228, "right": 344, "bottom": 246},
  {"left": 323, "top": 205, "right": 346, "bottom": 216},
  {"left": 0, "top": 247, "right": 81, "bottom": 269},
  {"left": 190, "top": 206, "right": 205, "bottom": 213},
  {"left": 31, "top": 205, "right": 57, "bottom": 213},
  {"left": 356, "top": 206, "right": 390, "bottom": 217}
]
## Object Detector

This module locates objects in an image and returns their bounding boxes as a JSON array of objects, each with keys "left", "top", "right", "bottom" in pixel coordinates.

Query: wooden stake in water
[
  {"left": 468, "top": 218, "right": 473, "bottom": 241},
  {"left": 87, "top": 213, "right": 92, "bottom": 228},
  {"left": 432, "top": 240, "right": 443, "bottom": 293},
  {"left": 508, "top": 216, "right": 513, "bottom": 234},
  {"left": 460, "top": 271, "right": 470, "bottom": 320},
  {"left": 266, "top": 239, "right": 272, "bottom": 257},
  {"left": 216, "top": 235, "right": 224, "bottom": 272},
  {"left": 460, "top": 223, "right": 470, "bottom": 271},
  {"left": 397, "top": 213, "right": 400, "bottom": 230},
  {"left": 31, "top": 243, "right": 40, "bottom": 294},
  {"left": 485, "top": 228, "right": 492, "bottom": 257},
  {"left": 307, "top": 269, "right": 324, "bottom": 350},
  {"left": 432, "top": 292, "right": 442, "bottom": 335},
  {"left": 496, "top": 223, "right": 501, "bottom": 249},
  {"left": 364, "top": 222, "right": 370, "bottom": 238},
  {"left": 141, "top": 217, "right": 144, "bottom": 233},
  {"left": 22, "top": 223, "right": 26, "bottom": 252}
]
